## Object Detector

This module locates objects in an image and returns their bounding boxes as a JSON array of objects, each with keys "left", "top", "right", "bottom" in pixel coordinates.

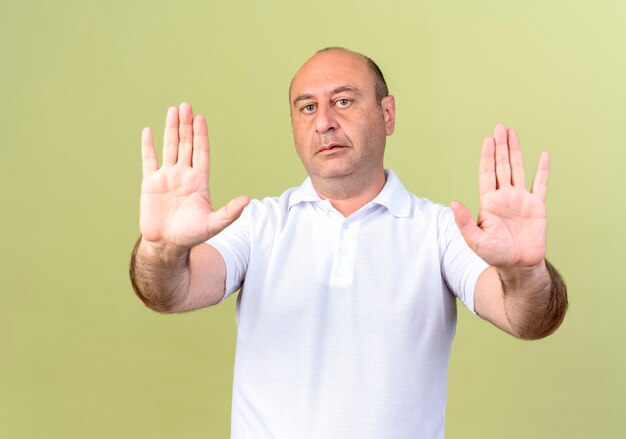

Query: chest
[{"left": 240, "top": 205, "right": 453, "bottom": 332}]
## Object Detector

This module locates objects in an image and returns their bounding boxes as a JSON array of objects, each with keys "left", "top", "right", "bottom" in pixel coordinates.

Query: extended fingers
[
  {"left": 192, "top": 114, "right": 210, "bottom": 176},
  {"left": 483, "top": 124, "right": 527, "bottom": 192},
  {"left": 192, "top": 114, "right": 210, "bottom": 175},
  {"left": 507, "top": 128, "right": 525, "bottom": 187},
  {"left": 494, "top": 124, "right": 511, "bottom": 188},
  {"left": 207, "top": 195, "right": 251, "bottom": 237},
  {"left": 163, "top": 106, "right": 179, "bottom": 165},
  {"left": 450, "top": 200, "right": 482, "bottom": 252},
  {"left": 141, "top": 127, "right": 158, "bottom": 177},
  {"left": 162, "top": 103, "right": 205, "bottom": 169},
  {"left": 178, "top": 103, "right": 194, "bottom": 166},
  {"left": 531, "top": 151, "right": 551, "bottom": 201}
]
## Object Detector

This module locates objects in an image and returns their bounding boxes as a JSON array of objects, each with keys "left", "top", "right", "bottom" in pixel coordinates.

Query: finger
[
  {"left": 507, "top": 128, "right": 525, "bottom": 188},
  {"left": 207, "top": 195, "right": 251, "bottom": 238},
  {"left": 163, "top": 106, "right": 179, "bottom": 166},
  {"left": 450, "top": 200, "right": 482, "bottom": 252},
  {"left": 178, "top": 102, "right": 193, "bottom": 166},
  {"left": 192, "top": 114, "right": 210, "bottom": 175},
  {"left": 494, "top": 123, "right": 511, "bottom": 188},
  {"left": 479, "top": 136, "right": 496, "bottom": 196},
  {"left": 531, "top": 151, "right": 551, "bottom": 201},
  {"left": 141, "top": 127, "right": 158, "bottom": 177}
]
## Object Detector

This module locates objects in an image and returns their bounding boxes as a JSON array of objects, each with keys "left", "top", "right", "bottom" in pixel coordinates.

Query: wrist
[
  {"left": 130, "top": 236, "right": 192, "bottom": 313},
  {"left": 497, "top": 261, "right": 549, "bottom": 292},
  {"left": 137, "top": 237, "right": 190, "bottom": 266}
]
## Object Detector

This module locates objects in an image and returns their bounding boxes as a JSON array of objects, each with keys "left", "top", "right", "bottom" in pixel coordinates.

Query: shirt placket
[{"left": 329, "top": 215, "right": 359, "bottom": 286}]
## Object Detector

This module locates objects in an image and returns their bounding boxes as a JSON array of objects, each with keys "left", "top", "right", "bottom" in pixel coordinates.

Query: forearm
[
  {"left": 129, "top": 236, "right": 192, "bottom": 313},
  {"left": 499, "top": 259, "right": 568, "bottom": 340}
]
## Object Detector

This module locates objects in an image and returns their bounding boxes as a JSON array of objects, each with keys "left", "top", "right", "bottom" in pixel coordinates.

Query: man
[{"left": 130, "top": 48, "right": 567, "bottom": 438}]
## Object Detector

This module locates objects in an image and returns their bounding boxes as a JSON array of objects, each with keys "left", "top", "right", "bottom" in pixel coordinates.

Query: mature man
[{"left": 130, "top": 48, "right": 567, "bottom": 438}]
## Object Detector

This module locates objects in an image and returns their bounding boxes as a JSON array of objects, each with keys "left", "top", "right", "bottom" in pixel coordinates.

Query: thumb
[
  {"left": 450, "top": 200, "right": 481, "bottom": 251},
  {"left": 207, "top": 195, "right": 251, "bottom": 238}
]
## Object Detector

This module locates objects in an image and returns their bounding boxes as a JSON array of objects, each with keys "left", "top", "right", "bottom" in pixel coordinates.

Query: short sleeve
[
  {"left": 206, "top": 205, "right": 253, "bottom": 301},
  {"left": 439, "top": 208, "right": 489, "bottom": 313}
]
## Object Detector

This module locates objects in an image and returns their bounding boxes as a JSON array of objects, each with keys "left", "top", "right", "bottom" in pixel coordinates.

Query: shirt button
[{"left": 343, "top": 223, "right": 349, "bottom": 230}]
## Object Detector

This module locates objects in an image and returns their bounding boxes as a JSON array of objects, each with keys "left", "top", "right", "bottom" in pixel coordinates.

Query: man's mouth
[{"left": 317, "top": 143, "right": 347, "bottom": 154}]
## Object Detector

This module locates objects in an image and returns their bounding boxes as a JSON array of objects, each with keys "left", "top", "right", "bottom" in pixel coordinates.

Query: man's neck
[{"left": 311, "top": 169, "right": 386, "bottom": 217}]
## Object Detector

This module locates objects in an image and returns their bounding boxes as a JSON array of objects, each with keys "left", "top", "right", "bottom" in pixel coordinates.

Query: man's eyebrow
[
  {"left": 292, "top": 86, "right": 361, "bottom": 106},
  {"left": 293, "top": 94, "right": 315, "bottom": 106},
  {"left": 332, "top": 85, "right": 360, "bottom": 95}
]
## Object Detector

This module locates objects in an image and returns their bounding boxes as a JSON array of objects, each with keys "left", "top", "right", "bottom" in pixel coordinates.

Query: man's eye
[
  {"left": 302, "top": 104, "right": 316, "bottom": 113},
  {"left": 336, "top": 98, "right": 351, "bottom": 108}
]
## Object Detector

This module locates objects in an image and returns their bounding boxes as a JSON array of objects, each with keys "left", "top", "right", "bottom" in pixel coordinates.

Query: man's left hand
[{"left": 451, "top": 124, "right": 550, "bottom": 272}]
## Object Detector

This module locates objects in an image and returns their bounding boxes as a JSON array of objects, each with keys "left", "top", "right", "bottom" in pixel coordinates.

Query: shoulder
[
  {"left": 407, "top": 192, "right": 449, "bottom": 216},
  {"left": 386, "top": 171, "right": 456, "bottom": 235},
  {"left": 398, "top": 187, "right": 453, "bottom": 226},
  {"left": 382, "top": 169, "right": 450, "bottom": 219},
  {"left": 402, "top": 193, "right": 459, "bottom": 245},
  {"left": 238, "top": 184, "right": 304, "bottom": 223}
]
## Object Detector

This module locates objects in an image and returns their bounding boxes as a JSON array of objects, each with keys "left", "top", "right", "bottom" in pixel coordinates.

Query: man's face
[{"left": 289, "top": 50, "right": 395, "bottom": 183}]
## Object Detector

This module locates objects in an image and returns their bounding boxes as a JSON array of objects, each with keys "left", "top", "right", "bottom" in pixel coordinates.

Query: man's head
[
  {"left": 290, "top": 47, "right": 390, "bottom": 104},
  {"left": 289, "top": 48, "right": 396, "bottom": 189}
]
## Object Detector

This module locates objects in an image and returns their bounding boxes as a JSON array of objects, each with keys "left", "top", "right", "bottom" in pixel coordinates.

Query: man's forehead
[{"left": 290, "top": 50, "right": 374, "bottom": 99}]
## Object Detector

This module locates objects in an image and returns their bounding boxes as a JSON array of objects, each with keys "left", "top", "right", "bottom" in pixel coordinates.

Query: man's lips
[{"left": 317, "top": 143, "right": 348, "bottom": 154}]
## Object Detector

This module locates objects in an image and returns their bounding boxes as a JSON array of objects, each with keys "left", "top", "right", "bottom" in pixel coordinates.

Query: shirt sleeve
[
  {"left": 206, "top": 204, "right": 253, "bottom": 301},
  {"left": 439, "top": 207, "right": 489, "bottom": 314}
]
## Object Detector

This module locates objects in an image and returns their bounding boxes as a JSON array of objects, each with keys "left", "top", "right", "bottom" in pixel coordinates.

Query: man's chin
[{"left": 308, "top": 164, "right": 356, "bottom": 180}]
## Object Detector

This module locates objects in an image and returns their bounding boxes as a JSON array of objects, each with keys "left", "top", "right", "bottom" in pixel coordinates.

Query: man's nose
[{"left": 314, "top": 103, "right": 338, "bottom": 134}]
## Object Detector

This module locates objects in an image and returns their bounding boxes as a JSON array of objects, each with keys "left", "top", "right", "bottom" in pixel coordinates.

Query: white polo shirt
[{"left": 208, "top": 170, "right": 488, "bottom": 439}]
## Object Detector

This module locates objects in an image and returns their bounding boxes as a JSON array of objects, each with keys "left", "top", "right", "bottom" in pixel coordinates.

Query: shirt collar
[
  {"left": 288, "top": 169, "right": 411, "bottom": 218},
  {"left": 288, "top": 176, "right": 320, "bottom": 209},
  {"left": 370, "top": 169, "right": 411, "bottom": 218}
]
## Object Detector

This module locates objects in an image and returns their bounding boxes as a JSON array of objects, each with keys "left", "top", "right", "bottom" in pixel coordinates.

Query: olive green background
[{"left": 2, "top": 0, "right": 624, "bottom": 437}]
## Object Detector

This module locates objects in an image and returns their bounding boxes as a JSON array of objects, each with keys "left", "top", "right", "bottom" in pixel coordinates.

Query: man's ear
[{"left": 380, "top": 95, "right": 396, "bottom": 135}]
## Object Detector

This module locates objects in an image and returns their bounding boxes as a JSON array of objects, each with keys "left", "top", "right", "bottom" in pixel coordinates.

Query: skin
[
  {"left": 450, "top": 125, "right": 560, "bottom": 338},
  {"left": 289, "top": 50, "right": 395, "bottom": 216},
  {"left": 132, "top": 104, "right": 250, "bottom": 311},
  {"left": 131, "top": 48, "right": 566, "bottom": 339}
]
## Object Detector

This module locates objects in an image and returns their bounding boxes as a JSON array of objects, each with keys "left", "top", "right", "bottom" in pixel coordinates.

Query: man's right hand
[{"left": 139, "top": 103, "right": 250, "bottom": 257}]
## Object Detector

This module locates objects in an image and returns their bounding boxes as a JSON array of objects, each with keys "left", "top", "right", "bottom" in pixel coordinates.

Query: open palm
[
  {"left": 451, "top": 124, "right": 550, "bottom": 269},
  {"left": 140, "top": 103, "right": 249, "bottom": 251}
]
